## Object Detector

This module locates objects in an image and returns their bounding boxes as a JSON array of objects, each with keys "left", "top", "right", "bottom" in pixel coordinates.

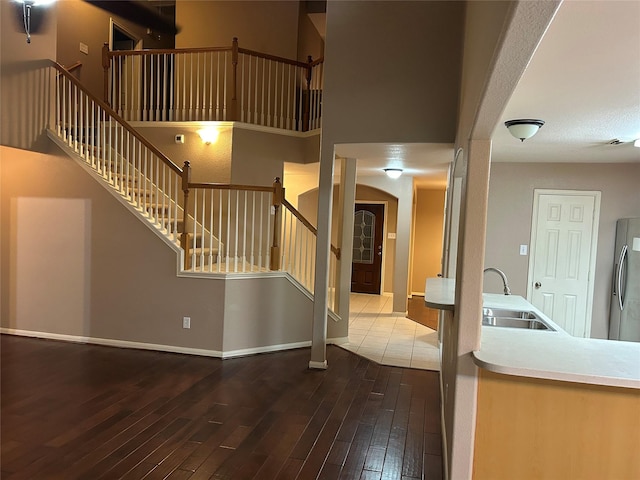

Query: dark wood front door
[{"left": 351, "top": 203, "right": 384, "bottom": 294}]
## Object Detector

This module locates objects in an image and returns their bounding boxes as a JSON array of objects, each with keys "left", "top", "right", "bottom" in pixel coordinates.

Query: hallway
[{"left": 340, "top": 294, "right": 440, "bottom": 371}]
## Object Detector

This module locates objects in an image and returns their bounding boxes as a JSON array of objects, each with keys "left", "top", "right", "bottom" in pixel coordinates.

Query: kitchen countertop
[{"left": 425, "top": 277, "right": 640, "bottom": 389}]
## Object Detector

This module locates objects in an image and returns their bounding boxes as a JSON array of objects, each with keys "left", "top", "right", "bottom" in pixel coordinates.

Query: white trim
[
  {"left": 309, "top": 360, "right": 328, "bottom": 370},
  {"left": 527, "top": 189, "right": 600, "bottom": 337},
  {"left": 221, "top": 341, "right": 311, "bottom": 359},
  {"left": 0, "top": 328, "right": 224, "bottom": 357},
  {"left": 1, "top": 329, "right": 352, "bottom": 360},
  {"left": 128, "top": 120, "right": 320, "bottom": 139}
]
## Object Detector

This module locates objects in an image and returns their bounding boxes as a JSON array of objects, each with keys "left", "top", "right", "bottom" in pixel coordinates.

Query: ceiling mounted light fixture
[
  {"left": 504, "top": 119, "right": 545, "bottom": 142},
  {"left": 14, "top": 0, "right": 55, "bottom": 44},
  {"left": 384, "top": 168, "right": 403, "bottom": 179}
]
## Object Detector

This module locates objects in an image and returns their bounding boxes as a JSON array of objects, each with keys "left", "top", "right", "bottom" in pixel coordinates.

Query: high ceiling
[{"left": 339, "top": 0, "right": 640, "bottom": 187}]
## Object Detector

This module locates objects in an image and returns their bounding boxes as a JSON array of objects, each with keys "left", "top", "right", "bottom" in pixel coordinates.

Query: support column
[
  {"left": 335, "top": 157, "right": 357, "bottom": 324},
  {"left": 309, "top": 145, "right": 336, "bottom": 370},
  {"left": 392, "top": 176, "right": 413, "bottom": 314},
  {"left": 448, "top": 139, "right": 491, "bottom": 479}
]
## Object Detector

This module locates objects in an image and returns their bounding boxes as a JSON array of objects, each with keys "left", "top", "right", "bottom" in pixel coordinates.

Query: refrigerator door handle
[{"left": 617, "top": 244, "right": 628, "bottom": 311}]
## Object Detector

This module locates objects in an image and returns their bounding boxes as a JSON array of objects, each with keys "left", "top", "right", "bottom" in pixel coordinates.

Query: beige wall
[
  {"left": 411, "top": 189, "right": 446, "bottom": 294},
  {"left": 56, "top": 0, "right": 172, "bottom": 101},
  {"left": 176, "top": 1, "right": 300, "bottom": 59},
  {"left": 133, "top": 124, "right": 234, "bottom": 183},
  {"left": 473, "top": 370, "right": 640, "bottom": 480},
  {"left": 485, "top": 162, "right": 640, "bottom": 339}
]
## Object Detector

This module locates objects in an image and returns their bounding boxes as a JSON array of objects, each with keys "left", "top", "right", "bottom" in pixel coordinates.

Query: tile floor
[{"left": 340, "top": 293, "right": 441, "bottom": 371}]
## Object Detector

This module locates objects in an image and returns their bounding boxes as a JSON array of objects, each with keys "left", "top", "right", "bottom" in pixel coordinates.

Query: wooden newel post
[
  {"left": 303, "top": 55, "right": 313, "bottom": 132},
  {"left": 102, "top": 43, "right": 110, "bottom": 106},
  {"left": 230, "top": 37, "right": 239, "bottom": 121},
  {"left": 180, "top": 161, "right": 192, "bottom": 270},
  {"left": 270, "top": 177, "right": 284, "bottom": 271}
]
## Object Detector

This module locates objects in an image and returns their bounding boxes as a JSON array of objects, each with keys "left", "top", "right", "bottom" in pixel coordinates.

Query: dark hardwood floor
[{"left": 1, "top": 335, "right": 442, "bottom": 480}]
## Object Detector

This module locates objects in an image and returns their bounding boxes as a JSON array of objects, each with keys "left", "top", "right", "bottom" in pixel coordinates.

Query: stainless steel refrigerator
[{"left": 608, "top": 218, "right": 640, "bottom": 342}]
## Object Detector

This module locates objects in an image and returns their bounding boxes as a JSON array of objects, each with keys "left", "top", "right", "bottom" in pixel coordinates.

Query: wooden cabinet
[{"left": 473, "top": 370, "right": 640, "bottom": 479}]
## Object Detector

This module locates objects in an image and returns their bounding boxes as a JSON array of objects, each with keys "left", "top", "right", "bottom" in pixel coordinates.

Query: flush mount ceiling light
[
  {"left": 504, "top": 119, "right": 545, "bottom": 142},
  {"left": 384, "top": 168, "right": 403, "bottom": 179}
]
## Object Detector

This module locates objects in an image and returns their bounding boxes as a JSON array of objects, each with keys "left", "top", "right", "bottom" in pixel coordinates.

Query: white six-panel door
[{"left": 528, "top": 190, "right": 600, "bottom": 337}]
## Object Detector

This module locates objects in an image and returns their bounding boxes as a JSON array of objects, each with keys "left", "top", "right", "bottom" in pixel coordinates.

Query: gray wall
[
  {"left": 1, "top": 145, "right": 330, "bottom": 354},
  {"left": 322, "top": 0, "right": 464, "bottom": 145},
  {"left": 231, "top": 128, "right": 319, "bottom": 186},
  {"left": 485, "top": 162, "right": 640, "bottom": 339},
  {"left": 1, "top": 145, "right": 225, "bottom": 351}
]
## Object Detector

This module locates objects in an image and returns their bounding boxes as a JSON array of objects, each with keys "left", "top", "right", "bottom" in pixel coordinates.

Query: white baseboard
[
  {"left": 221, "top": 341, "right": 311, "bottom": 359},
  {"left": 1, "top": 328, "right": 353, "bottom": 360},
  {"left": 0, "top": 328, "right": 224, "bottom": 357}
]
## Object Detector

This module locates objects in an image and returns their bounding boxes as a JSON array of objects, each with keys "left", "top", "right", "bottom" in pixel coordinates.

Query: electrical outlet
[{"left": 182, "top": 316, "right": 191, "bottom": 329}]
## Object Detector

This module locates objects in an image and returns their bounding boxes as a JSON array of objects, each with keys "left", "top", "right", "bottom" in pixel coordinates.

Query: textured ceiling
[{"left": 492, "top": 0, "right": 640, "bottom": 163}]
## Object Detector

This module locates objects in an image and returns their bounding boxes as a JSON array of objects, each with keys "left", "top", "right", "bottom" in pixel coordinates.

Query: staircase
[{"left": 50, "top": 60, "right": 340, "bottom": 315}]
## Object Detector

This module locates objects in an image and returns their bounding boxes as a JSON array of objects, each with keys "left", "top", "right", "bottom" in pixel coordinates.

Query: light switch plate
[
  {"left": 388, "top": 232, "right": 396, "bottom": 239},
  {"left": 519, "top": 244, "right": 528, "bottom": 255},
  {"left": 79, "top": 42, "right": 89, "bottom": 55}
]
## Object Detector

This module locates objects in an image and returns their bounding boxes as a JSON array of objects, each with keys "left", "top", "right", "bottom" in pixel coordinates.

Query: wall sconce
[
  {"left": 634, "top": 139, "right": 640, "bottom": 148},
  {"left": 14, "top": 0, "right": 55, "bottom": 44},
  {"left": 504, "top": 119, "right": 545, "bottom": 142},
  {"left": 384, "top": 168, "right": 403, "bottom": 179},
  {"left": 197, "top": 128, "right": 219, "bottom": 145}
]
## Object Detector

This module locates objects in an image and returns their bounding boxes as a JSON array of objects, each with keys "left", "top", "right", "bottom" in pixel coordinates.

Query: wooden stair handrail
[
  {"left": 52, "top": 60, "right": 183, "bottom": 176},
  {"left": 104, "top": 42, "right": 314, "bottom": 70},
  {"left": 107, "top": 45, "right": 233, "bottom": 57},
  {"left": 188, "top": 182, "right": 276, "bottom": 193},
  {"left": 282, "top": 199, "right": 341, "bottom": 259},
  {"left": 237, "top": 47, "right": 311, "bottom": 69},
  {"left": 65, "top": 61, "right": 83, "bottom": 72}
]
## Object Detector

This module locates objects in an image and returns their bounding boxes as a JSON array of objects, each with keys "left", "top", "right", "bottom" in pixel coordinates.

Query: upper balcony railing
[{"left": 102, "top": 38, "right": 323, "bottom": 132}]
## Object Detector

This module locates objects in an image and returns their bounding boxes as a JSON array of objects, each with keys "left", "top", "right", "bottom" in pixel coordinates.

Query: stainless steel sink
[{"left": 482, "top": 307, "right": 555, "bottom": 331}]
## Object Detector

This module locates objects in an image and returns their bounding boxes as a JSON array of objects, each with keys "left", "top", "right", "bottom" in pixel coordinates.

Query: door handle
[
  {"left": 535, "top": 282, "right": 542, "bottom": 289},
  {"left": 618, "top": 244, "right": 628, "bottom": 311}
]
